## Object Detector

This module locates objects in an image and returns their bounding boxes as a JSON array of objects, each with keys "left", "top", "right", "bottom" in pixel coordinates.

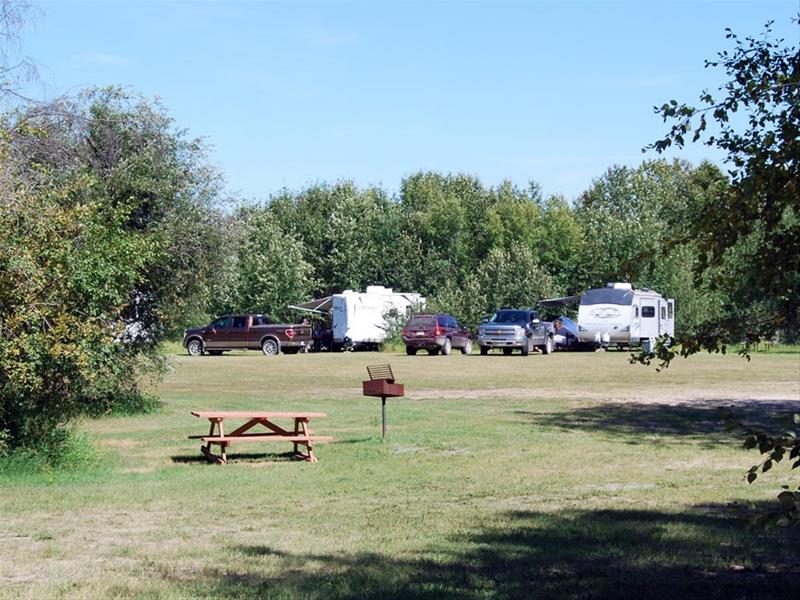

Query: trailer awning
[
  {"left": 538, "top": 295, "right": 581, "bottom": 306},
  {"left": 288, "top": 296, "right": 333, "bottom": 314}
]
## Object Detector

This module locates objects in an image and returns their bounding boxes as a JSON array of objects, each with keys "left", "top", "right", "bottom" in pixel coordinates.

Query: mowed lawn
[{"left": 2, "top": 349, "right": 799, "bottom": 599}]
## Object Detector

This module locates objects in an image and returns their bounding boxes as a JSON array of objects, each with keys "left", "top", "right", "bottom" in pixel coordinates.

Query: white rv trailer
[
  {"left": 289, "top": 286, "right": 425, "bottom": 350},
  {"left": 577, "top": 283, "right": 674, "bottom": 348}
]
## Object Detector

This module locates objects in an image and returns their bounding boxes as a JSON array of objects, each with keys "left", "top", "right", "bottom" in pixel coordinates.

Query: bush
[{"left": 0, "top": 428, "right": 106, "bottom": 477}]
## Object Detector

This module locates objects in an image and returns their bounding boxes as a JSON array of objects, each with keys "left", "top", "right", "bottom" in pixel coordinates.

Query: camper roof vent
[
  {"left": 607, "top": 282, "right": 633, "bottom": 290},
  {"left": 366, "top": 285, "right": 392, "bottom": 294}
]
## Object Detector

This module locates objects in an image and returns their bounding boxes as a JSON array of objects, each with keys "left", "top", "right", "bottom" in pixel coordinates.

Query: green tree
[
  {"left": 269, "top": 182, "right": 402, "bottom": 295},
  {"left": 574, "top": 159, "right": 728, "bottom": 335},
  {"left": 649, "top": 20, "right": 799, "bottom": 349},
  {"left": 647, "top": 20, "right": 799, "bottom": 526},
  {"left": 0, "top": 89, "right": 227, "bottom": 455},
  {"left": 231, "top": 208, "right": 314, "bottom": 320}
]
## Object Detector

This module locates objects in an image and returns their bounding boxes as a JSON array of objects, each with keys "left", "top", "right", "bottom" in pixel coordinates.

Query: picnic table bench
[{"left": 189, "top": 411, "right": 332, "bottom": 464}]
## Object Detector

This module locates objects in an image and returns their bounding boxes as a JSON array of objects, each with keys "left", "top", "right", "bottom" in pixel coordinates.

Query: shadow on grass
[
  {"left": 170, "top": 451, "right": 298, "bottom": 464},
  {"left": 520, "top": 400, "right": 799, "bottom": 445},
  {"left": 159, "top": 507, "right": 799, "bottom": 599}
]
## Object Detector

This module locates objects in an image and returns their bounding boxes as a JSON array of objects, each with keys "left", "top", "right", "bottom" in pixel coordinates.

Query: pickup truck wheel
[
  {"left": 542, "top": 336, "right": 553, "bottom": 355},
  {"left": 187, "top": 338, "right": 204, "bottom": 356},
  {"left": 441, "top": 338, "right": 452, "bottom": 355},
  {"left": 461, "top": 340, "right": 472, "bottom": 355},
  {"left": 480, "top": 346, "right": 489, "bottom": 356},
  {"left": 503, "top": 348, "right": 513, "bottom": 356},
  {"left": 521, "top": 340, "right": 530, "bottom": 356},
  {"left": 261, "top": 338, "right": 280, "bottom": 356},
  {"left": 406, "top": 346, "right": 417, "bottom": 356}
]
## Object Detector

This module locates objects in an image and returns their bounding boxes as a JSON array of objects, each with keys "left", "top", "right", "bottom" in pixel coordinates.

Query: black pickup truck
[
  {"left": 182, "top": 314, "right": 312, "bottom": 356},
  {"left": 476, "top": 308, "right": 555, "bottom": 356}
]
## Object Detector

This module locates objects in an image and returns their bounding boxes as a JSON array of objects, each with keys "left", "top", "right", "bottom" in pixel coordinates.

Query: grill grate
[{"left": 366, "top": 364, "right": 395, "bottom": 383}]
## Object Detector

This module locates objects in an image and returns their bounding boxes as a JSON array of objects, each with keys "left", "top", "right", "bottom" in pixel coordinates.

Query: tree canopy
[{"left": 647, "top": 19, "right": 799, "bottom": 528}]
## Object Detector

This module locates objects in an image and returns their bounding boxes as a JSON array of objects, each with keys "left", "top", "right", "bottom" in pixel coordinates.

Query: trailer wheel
[{"left": 461, "top": 340, "right": 472, "bottom": 355}]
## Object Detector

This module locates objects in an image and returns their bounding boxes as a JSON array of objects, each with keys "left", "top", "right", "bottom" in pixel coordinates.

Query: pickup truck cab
[
  {"left": 183, "top": 314, "right": 311, "bottom": 356},
  {"left": 477, "top": 309, "right": 555, "bottom": 356}
]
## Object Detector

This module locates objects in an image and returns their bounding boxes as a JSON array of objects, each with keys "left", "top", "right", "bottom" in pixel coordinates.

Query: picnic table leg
[
  {"left": 293, "top": 418, "right": 300, "bottom": 457},
  {"left": 294, "top": 418, "right": 317, "bottom": 462},
  {"left": 200, "top": 418, "right": 226, "bottom": 464}
]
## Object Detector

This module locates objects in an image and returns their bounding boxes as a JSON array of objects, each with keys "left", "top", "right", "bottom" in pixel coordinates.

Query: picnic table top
[{"left": 191, "top": 410, "right": 327, "bottom": 420}]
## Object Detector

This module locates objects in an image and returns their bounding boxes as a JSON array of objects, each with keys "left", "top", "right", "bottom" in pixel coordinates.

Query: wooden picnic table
[{"left": 189, "top": 411, "right": 332, "bottom": 464}]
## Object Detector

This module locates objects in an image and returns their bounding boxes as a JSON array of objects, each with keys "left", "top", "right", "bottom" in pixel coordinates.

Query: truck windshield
[
  {"left": 490, "top": 310, "right": 532, "bottom": 324},
  {"left": 580, "top": 289, "right": 634, "bottom": 306}
]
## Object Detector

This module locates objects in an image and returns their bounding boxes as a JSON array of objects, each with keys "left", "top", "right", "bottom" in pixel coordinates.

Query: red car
[{"left": 402, "top": 314, "right": 472, "bottom": 356}]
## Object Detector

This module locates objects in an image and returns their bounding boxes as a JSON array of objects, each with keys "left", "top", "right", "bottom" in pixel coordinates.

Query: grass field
[{"left": 1, "top": 348, "right": 799, "bottom": 599}]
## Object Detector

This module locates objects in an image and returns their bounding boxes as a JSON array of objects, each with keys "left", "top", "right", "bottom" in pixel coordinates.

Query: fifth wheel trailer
[{"left": 289, "top": 286, "right": 425, "bottom": 350}]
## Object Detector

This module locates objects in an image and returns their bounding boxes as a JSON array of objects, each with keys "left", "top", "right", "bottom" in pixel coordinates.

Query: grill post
[
  {"left": 363, "top": 364, "right": 404, "bottom": 439},
  {"left": 381, "top": 396, "right": 387, "bottom": 438}
]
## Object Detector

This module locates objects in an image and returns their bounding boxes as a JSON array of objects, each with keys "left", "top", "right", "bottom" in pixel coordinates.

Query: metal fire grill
[{"left": 362, "top": 364, "right": 405, "bottom": 438}]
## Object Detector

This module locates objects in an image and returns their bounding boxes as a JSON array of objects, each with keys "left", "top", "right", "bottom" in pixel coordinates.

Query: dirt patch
[{"left": 409, "top": 384, "right": 799, "bottom": 405}]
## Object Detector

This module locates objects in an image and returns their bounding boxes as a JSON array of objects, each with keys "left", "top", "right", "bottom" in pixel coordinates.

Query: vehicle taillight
[
  {"left": 434, "top": 325, "right": 442, "bottom": 336},
  {"left": 285, "top": 328, "right": 295, "bottom": 339},
  {"left": 402, "top": 328, "right": 409, "bottom": 337}
]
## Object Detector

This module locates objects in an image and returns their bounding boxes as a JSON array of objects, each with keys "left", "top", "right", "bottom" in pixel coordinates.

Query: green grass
[{"left": 1, "top": 349, "right": 799, "bottom": 598}]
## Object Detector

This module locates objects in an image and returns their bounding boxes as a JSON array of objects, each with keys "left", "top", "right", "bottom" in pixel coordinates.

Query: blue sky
[{"left": 19, "top": 1, "right": 800, "bottom": 202}]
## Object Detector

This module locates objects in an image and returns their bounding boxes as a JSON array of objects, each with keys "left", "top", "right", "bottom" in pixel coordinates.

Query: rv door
[
  {"left": 639, "top": 301, "right": 659, "bottom": 339},
  {"left": 331, "top": 296, "right": 348, "bottom": 343}
]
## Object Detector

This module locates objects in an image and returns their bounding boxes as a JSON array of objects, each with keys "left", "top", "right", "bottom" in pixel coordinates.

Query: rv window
[
  {"left": 580, "top": 288, "right": 634, "bottom": 306},
  {"left": 668, "top": 303, "right": 673, "bottom": 319},
  {"left": 642, "top": 306, "right": 655, "bottom": 318},
  {"left": 661, "top": 307, "right": 666, "bottom": 320}
]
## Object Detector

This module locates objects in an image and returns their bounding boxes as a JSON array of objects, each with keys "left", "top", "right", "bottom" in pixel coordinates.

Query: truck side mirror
[{"left": 481, "top": 317, "right": 489, "bottom": 324}]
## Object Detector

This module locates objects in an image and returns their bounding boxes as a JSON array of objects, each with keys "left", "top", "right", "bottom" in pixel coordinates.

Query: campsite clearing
[{"left": 1, "top": 349, "right": 798, "bottom": 599}]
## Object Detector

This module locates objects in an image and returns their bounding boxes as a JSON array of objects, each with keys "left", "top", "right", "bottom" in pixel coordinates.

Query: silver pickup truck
[{"left": 477, "top": 308, "right": 555, "bottom": 356}]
